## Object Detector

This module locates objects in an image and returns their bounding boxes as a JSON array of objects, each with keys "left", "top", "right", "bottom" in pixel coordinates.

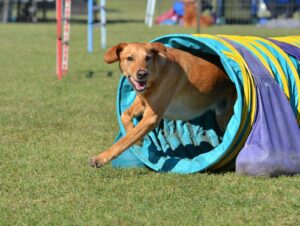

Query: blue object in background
[
  {"left": 87, "top": 0, "right": 93, "bottom": 52},
  {"left": 173, "top": 1, "right": 184, "bottom": 16}
]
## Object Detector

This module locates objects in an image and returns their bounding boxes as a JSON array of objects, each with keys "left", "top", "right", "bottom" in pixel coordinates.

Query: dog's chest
[{"left": 163, "top": 87, "right": 214, "bottom": 121}]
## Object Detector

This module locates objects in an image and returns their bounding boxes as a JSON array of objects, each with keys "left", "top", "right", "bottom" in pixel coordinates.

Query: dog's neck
[{"left": 164, "top": 48, "right": 229, "bottom": 92}]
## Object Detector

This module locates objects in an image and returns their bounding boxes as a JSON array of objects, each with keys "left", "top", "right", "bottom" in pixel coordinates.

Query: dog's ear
[
  {"left": 104, "top": 43, "right": 127, "bottom": 64},
  {"left": 150, "top": 42, "right": 167, "bottom": 55}
]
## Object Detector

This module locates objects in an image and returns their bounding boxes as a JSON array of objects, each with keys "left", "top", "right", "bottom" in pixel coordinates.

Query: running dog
[{"left": 89, "top": 42, "right": 236, "bottom": 168}]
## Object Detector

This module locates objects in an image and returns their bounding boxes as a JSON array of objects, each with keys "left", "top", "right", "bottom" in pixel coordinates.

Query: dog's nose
[{"left": 136, "top": 70, "right": 148, "bottom": 80}]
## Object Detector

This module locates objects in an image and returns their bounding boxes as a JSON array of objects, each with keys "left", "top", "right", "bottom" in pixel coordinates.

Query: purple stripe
[
  {"left": 222, "top": 38, "right": 274, "bottom": 81},
  {"left": 221, "top": 38, "right": 300, "bottom": 176},
  {"left": 267, "top": 38, "right": 300, "bottom": 61}
]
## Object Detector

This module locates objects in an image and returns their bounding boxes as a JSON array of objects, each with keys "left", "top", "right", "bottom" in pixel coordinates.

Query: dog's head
[{"left": 104, "top": 42, "right": 167, "bottom": 92}]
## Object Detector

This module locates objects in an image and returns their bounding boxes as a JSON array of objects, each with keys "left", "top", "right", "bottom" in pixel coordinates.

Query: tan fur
[
  {"left": 89, "top": 42, "right": 236, "bottom": 168},
  {"left": 183, "top": 0, "right": 214, "bottom": 28}
]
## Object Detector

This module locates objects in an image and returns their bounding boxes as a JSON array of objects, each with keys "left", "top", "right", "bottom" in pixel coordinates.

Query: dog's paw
[{"left": 89, "top": 156, "right": 105, "bottom": 168}]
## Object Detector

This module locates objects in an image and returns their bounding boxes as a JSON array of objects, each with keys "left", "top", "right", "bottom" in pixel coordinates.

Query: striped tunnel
[{"left": 112, "top": 34, "right": 300, "bottom": 176}]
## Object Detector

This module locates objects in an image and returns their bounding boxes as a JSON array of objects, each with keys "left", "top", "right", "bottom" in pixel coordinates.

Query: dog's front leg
[
  {"left": 89, "top": 108, "right": 160, "bottom": 168},
  {"left": 121, "top": 96, "right": 145, "bottom": 133},
  {"left": 121, "top": 96, "right": 145, "bottom": 146}
]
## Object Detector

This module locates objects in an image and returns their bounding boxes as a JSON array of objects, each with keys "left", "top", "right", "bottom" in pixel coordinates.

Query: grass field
[{"left": 1, "top": 1, "right": 300, "bottom": 225}]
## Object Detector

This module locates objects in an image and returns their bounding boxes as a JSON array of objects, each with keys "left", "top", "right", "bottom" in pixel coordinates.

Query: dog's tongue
[
  {"left": 130, "top": 78, "right": 146, "bottom": 91},
  {"left": 135, "top": 81, "right": 146, "bottom": 91}
]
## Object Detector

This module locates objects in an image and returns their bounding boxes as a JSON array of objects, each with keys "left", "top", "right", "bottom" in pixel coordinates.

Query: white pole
[
  {"left": 100, "top": 0, "right": 106, "bottom": 49},
  {"left": 145, "top": 0, "right": 151, "bottom": 25},
  {"left": 148, "top": 0, "right": 156, "bottom": 27}
]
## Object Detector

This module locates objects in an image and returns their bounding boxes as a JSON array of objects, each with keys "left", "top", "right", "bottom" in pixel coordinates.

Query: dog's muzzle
[
  {"left": 127, "top": 69, "right": 149, "bottom": 92},
  {"left": 128, "top": 75, "right": 147, "bottom": 92},
  {"left": 136, "top": 70, "right": 149, "bottom": 80}
]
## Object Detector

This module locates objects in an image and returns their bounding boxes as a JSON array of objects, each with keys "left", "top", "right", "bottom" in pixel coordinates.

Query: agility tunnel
[{"left": 112, "top": 34, "right": 300, "bottom": 176}]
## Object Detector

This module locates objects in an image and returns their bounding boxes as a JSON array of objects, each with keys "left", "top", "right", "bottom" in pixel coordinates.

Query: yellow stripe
[
  {"left": 293, "top": 36, "right": 300, "bottom": 42},
  {"left": 193, "top": 34, "right": 257, "bottom": 170},
  {"left": 195, "top": 34, "right": 256, "bottom": 125},
  {"left": 271, "top": 37, "right": 300, "bottom": 48},
  {"left": 225, "top": 35, "right": 293, "bottom": 101},
  {"left": 213, "top": 52, "right": 255, "bottom": 170},
  {"left": 288, "top": 36, "right": 300, "bottom": 43},
  {"left": 284, "top": 37, "right": 300, "bottom": 47},
  {"left": 251, "top": 37, "right": 300, "bottom": 124},
  {"left": 220, "top": 35, "right": 274, "bottom": 78},
  {"left": 245, "top": 37, "right": 291, "bottom": 100},
  {"left": 279, "top": 36, "right": 300, "bottom": 48}
]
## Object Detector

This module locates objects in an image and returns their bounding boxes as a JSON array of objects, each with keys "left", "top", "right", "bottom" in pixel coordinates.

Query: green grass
[{"left": 1, "top": 1, "right": 300, "bottom": 225}]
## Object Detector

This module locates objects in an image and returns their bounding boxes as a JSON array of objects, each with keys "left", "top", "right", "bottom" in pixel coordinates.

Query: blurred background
[{"left": 1, "top": 0, "right": 300, "bottom": 28}]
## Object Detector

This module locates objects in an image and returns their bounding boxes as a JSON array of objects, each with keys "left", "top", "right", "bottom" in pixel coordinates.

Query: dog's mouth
[{"left": 128, "top": 76, "right": 147, "bottom": 92}]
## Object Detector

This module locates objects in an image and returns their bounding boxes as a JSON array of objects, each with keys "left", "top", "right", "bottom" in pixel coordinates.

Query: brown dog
[{"left": 89, "top": 42, "right": 236, "bottom": 168}]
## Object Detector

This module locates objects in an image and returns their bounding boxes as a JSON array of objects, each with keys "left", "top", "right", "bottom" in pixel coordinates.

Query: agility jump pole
[
  {"left": 56, "top": 0, "right": 63, "bottom": 79},
  {"left": 87, "top": 0, "right": 93, "bottom": 52},
  {"left": 100, "top": 0, "right": 106, "bottom": 49},
  {"left": 62, "top": 0, "right": 71, "bottom": 74},
  {"left": 56, "top": 0, "right": 71, "bottom": 79},
  {"left": 145, "top": 0, "right": 156, "bottom": 27},
  {"left": 88, "top": 0, "right": 106, "bottom": 52}
]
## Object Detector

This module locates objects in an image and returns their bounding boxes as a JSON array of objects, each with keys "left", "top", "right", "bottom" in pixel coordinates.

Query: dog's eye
[
  {"left": 127, "top": 56, "right": 134, "bottom": 62},
  {"left": 145, "top": 55, "right": 152, "bottom": 62}
]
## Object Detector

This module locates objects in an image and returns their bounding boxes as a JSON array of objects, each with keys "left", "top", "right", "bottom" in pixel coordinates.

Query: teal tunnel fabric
[{"left": 111, "top": 34, "right": 300, "bottom": 175}]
